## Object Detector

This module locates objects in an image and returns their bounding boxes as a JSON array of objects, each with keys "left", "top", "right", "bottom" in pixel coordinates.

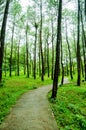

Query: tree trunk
[
  {"left": 9, "top": 20, "right": 15, "bottom": 77},
  {"left": 77, "top": 0, "right": 81, "bottom": 86},
  {"left": 24, "top": 52, "right": 26, "bottom": 75},
  {"left": 51, "top": 20, "right": 54, "bottom": 80},
  {"left": 0, "top": 0, "right": 10, "bottom": 82},
  {"left": 4, "top": 44, "right": 7, "bottom": 77},
  {"left": 51, "top": 0, "right": 62, "bottom": 98},
  {"left": 44, "top": 39, "right": 47, "bottom": 74},
  {"left": 29, "top": 53, "right": 31, "bottom": 75},
  {"left": 85, "top": 0, "right": 86, "bottom": 20},
  {"left": 80, "top": 9, "right": 86, "bottom": 81},
  {"left": 73, "top": 25, "right": 84, "bottom": 79},
  {"left": 15, "top": 46, "right": 17, "bottom": 76},
  {"left": 40, "top": 0, "right": 44, "bottom": 81},
  {"left": 61, "top": 36, "right": 64, "bottom": 85},
  {"left": 47, "top": 34, "right": 50, "bottom": 77},
  {"left": 17, "top": 38, "right": 20, "bottom": 76},
  {"left": 38, "top": 30, "right": 41, "bottom": 77},
  {"left": 26, "top": 24, "right": 29, "bottom": 78},
  {"left": 65, "top": 21, "right": 73, "bottom": 80},
  {"left": 33, "top": 23, "right": 38, "bottom": 79},
  {"left": 39, "top": 51, "right": 41, "bottom": 77},
  {"left": 66, "top": 52, "right": 69, "bottom": 76}
]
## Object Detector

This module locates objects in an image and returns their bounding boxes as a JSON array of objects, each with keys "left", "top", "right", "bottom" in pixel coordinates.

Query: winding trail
[{"left": 0, "top": 78, "right": 68, "bottom": 130}]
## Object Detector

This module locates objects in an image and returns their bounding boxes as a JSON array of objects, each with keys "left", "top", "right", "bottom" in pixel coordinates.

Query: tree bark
[
  {"left": 39, "top": 50, "right": 41, "bottom": 76},
  {"left": 44, "top": 39, "right": 47, "bottom": 74},
  {"left": 9, "top": 20, "right": 15, "bottom": 77},
  {"left": 85, "top": 0, "right": 86, "bottom": 20},
  {"left": 24, "top": 52, "right": 26, "bottom": 75},
  {"left": 47, "top": 33, "right": 50, "bottom": 77},
  {"left": 38, "top": 30, "right": 41, "bottom": 77},
  {"left": 40, "top": 0, "right": 44, "bottom": 81},
  {"left": 51, "top": 20, "right": 54, "bottom": 80},
  {"left": 80, "top": 9, "right": 86, "bottom": 81},
  {"left": 4, "top": 44, "right": 7, "bottom": 77},
  {"left": 65, "top": 20, "right": 73, "bottom": 80},
  {"left": 77, "top": 0, "right": 81, "bottom": 86},
  {"left": 15, "top": 46, "right": 17, "bottom": 76},
  {"left": 61, "top": 36, "right": 64, "bottom": 85},
  {"left": 33, "top": 23, "right": 38, "bottom": 79},
  {"left": 0, "top": 0, "right": 10, "bottom": 82},
  {"left": 17, "top": 38, "right": 20, "bottom": 76},
  {"left": 51, "top": 0, "right": 62, "bottom": 98},
  {"left": 66, "top": 54, "right": 69, "bottom": 76},
  {"left": 26, "top": 24, "right": 29, "bottom": 78}
]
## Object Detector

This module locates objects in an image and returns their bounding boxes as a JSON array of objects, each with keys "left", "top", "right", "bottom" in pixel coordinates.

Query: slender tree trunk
[
  {"left": 81, "top": 9, "right": 86, "bottom": 81},
  {"left": 52, "top": 0, "right": 62, "bottom": 98},
  {"left": 51, "top": 20, "right": 54, "bottom": 80},
  {"left": 65, "top": 21, "right": 73, "bottom": 80},
  {"left": 33, "top": 23, "right": 38, "bottom": 79},
  {"left": 44, "top": 40, "right": 47, "bottom": 74},
  {"left": 39, "top": 50, "right": 41, "bottom": 77},
  {"left": 26, "top": 24, "right": 29, "bottom": 78},
  {"left": 82, "top": 34, "right": 86, "bottom": 80},
  {"left": 73, "top": 26, "right": 84, "bottom": 79},
  {"left": 17, "top": 39, "right": 20, "bottom": 76},
  {"left": 0, "top": 0, "right": 10, "bottom": 82},
  {"left": 24, "top": 53, "right": 26, "bottom": 75},
  {"left": 9, "top": 20, "right": 15, "bottom": 77},
  {"left": 85, "top": 0, "right": 86, "bottom": 20},
  {"left": 66, "top": 53, "right": 69, "bottom": 76},
  {"left": 29, "top": 53, "right": 31, "bottom": 75},
  {"left": 38, "top": 30, "right": 41, "bottom": 77},
  {"left": 61, "top": 36, "right": 64, "bottom": 85},
  {"left": 4, "top": 44, "right": 7, "bottom": 77},
  {"left": 40, "top": 0, "right": 44, "bottom": 81},
  {"left": 77, "top": 0, "right": 81, "bottom": 86},
  {"left": 82, "top": 35, "right": 85, "bottom": 78},
  {"left": 47, "top": 34, "right": 50, "bottom": 77},
  {"left": 15, "top": 46, "right": 17, "bottom": 76}
]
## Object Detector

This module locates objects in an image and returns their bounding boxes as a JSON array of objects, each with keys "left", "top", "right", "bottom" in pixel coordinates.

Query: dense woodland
[
  {"left": 0, "top": 0, "right": 86, "bottom": 98},
  {"left": 0, "top": 0, "right": 86, "bottom": 129}
]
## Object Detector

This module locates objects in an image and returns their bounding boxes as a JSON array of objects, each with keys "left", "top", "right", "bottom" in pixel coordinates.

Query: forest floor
[{"left": 0, "top": 78, "right": 68, "bottom": 130}]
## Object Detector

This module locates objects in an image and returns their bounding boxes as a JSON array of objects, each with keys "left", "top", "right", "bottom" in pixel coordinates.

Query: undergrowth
[{"left": 48, "top": 81, "right": 86, "bottom": 130}]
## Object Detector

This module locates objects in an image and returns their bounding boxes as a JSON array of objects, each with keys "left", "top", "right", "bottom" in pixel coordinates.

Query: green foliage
[
  {"left": 48, "top": 81, "right": 86, "bottom": 130},
  {"left": 0, "top": 76, "right": 52, "bottom": 124},
  {"left": 10, "top": 0, "right": 22, "bottom": 16},
  {"left": 48, "top": 0, "right": 58, "bottom": 8}
]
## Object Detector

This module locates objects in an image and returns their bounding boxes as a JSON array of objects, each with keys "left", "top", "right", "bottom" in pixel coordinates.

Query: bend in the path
[
  {"left": 0, "top": 78, "right": 69, "bottom": 130},
  {"left": 0, "top": 85, "right": 58, "bottom": 130}
]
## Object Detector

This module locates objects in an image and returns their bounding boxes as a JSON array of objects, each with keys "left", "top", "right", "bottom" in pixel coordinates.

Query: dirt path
[{"left": 0, "top": 78, "right": 68, "bottom": 130}]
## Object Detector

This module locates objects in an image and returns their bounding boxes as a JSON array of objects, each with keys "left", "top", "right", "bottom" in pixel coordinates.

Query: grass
[
  {"left": 0, "top": 75, "right": 52, "bottom": 124},
  {"left": 68, "top": 72, "right": 85, "bottom": 83},
  {"left": 48, "top": 80, "right": 86, "bottom": 130}
]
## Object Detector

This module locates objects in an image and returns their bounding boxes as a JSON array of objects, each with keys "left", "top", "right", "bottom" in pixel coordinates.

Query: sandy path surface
[{"left": 0, "top": 85, "right": 58, "bottom": 130}]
